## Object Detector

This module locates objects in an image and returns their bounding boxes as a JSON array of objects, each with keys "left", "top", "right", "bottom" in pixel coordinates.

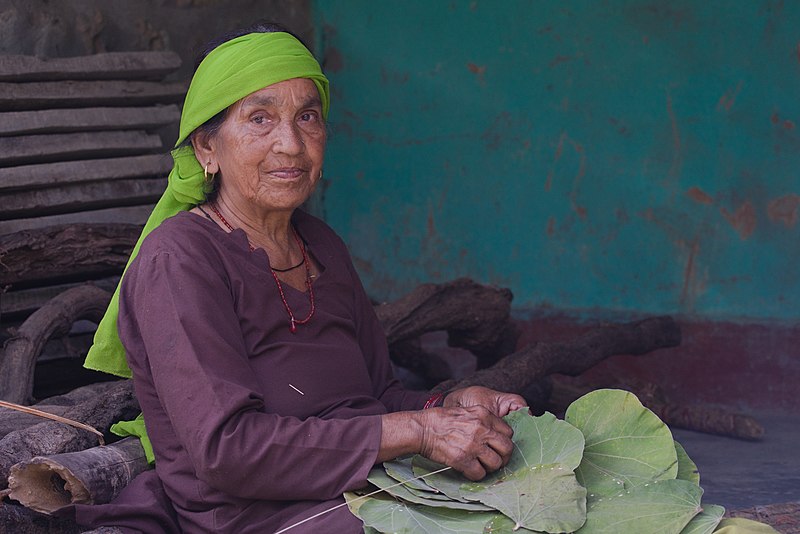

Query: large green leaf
[
  {"left": 367, "top": 467, "right": 494, "bottom": 512},
  {"left": 675, "top": 441, "right": 701, "bottom": 485},
  {"left": 576, "top": 478, "right": 703, "bottom": 534},
  {"left": 357, "top": 493, "right": 500, "bottom": 534},
  {"left": 412, "top": 456, "right": 473, "bottom": 502},
  {"left": 566, "top": 389, "right": 678, "bottom": 497},
  {"left": 680, "top": 504, "right": 725, "bottom": 534},
  {"left": 504, "top": 409, "right": 585, "bottom": 471},
  {"left": 460, "top": 463, "right": 586, "bottom": 532}
]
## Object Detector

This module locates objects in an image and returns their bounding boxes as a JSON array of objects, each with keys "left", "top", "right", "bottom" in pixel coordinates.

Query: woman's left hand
[{"left": 443, "top": 386, "right": 528, "bottom": 418}]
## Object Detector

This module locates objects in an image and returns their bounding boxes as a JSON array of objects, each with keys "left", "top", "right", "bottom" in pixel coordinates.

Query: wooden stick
[{"left": 0, "top": 401, "right": 104, "bottom": 446}]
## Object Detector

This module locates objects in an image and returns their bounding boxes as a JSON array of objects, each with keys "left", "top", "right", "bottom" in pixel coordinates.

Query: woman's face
[{"left": 205, "top": 78, "right": 326, "bottom": 215}]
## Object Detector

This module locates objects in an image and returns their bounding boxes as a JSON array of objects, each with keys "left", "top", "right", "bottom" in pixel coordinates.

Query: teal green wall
[{"left": 312, "top": 1, "right": 800, "bottom": 321}]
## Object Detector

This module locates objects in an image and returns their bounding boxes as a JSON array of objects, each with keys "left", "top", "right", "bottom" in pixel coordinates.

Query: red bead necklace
[{"left": 208, "top": 203, "right": 315, "bottom": 333}]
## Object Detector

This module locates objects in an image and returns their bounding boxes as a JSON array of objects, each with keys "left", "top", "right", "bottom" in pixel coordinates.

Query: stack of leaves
[{"left": 344, "top": 389, "right": 735, "bottom": 534}]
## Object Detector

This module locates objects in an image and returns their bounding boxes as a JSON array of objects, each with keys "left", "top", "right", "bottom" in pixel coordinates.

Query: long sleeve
[
  {"left": 340, "top": 242, "right": 431, "bottom": 413},
  {"left": 119, "top": 244, "right": 381, "bottom": 502}
]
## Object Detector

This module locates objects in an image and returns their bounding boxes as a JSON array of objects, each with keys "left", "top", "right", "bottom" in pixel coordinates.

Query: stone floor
[{"left": 672, "top": 412, "right": 800, "bottom": 510}]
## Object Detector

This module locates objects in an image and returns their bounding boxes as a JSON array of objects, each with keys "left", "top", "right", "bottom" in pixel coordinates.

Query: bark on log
[
  {"left": 0, "top": 225, "right": 139, "bottom": 287},
  {"left": 0, "top": 382, "right": 121, "bottom": 439},
  {"left": 8, "top": 437, "right": 149, "bottom": 513},
  {"left": 0, "top": 80, "right": 188, "bottom": 111},
  {"left": 547, "top": 377, "right": 765, "bottom": 440},
  {"left": 2, "top": 177, "right": 166, "bottom": 221},
  {"left": 375, "top": 278, "right": 519, "bottom": 369},
  {"left": 0, "top": 205, "right": 152, "bottom": 235},
  {"left": 0, "top": 106, "right": 180, "bottom": 137},
  {"left": 0, "top": 52, "right": 181, "bottom": 82},
  {"left": 0, "top": 380, "right": 139, "bottom": 490},
  {"left": 0, "top": 154, "right": 172, "bottom": 192},
  {"left": 0, "top": 503, "right": 82, "bottom": 534},
  {"left": 0, "top": 131, "right": 163, "bottom": 167},
  {"left": 431, "top": 316, "right": 682, "bottom": 394},
  {"left": 1, "top": 278, "right": 120, "bottom": 320},
  {"left": 0, "top": 285, "right": 112, "bottom": 404}
]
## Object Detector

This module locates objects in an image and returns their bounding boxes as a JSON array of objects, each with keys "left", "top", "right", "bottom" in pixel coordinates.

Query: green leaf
[
  {"left": 577, "top": 478, "right": 703, "bottom": 534},
  {"left": 344, "top": 490, "right": 369, "bottom": 519},
  {"left": 461, "top": 463, "right": 587, "bottom": 532},
  {"left": 385, "top": 457, "right": 442, "bottom": 494},
  {"left": 566, "top": 389, "right": 678, "bottom": 497},
  {"left": 367, "top": 467, "right": 494, "bottom": 512},
  {"left": 412, "top": 456, "right": 473, "bottom": 502},
  {"left": 358, "top": 493, "right": 499, "bottom": 534},
  {"left": 504, "top": 409, "right": 585, "bottom": 471},
  {"left": 675, "top": 441, "right": 701, "bottom": 485},
  {"left": 483, "top": 513, "right": 545, "bottom": 533},
  {"left": 680, "top": 504, "right": 725, "bottom": 534}
]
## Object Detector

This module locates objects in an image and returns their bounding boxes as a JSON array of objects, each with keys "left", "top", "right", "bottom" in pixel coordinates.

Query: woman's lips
[{"left": 269, "top": 167, "right": 306, "bottom": 179}]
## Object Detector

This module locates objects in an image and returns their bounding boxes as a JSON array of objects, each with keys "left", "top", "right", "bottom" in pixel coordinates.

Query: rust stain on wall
[
  {"left": 546, "top": 216, "right": 556, "bottom": 236},
  {"left": 466, "top": 62, "right": 486, "bottom": 84},
  {"left": 716, "top": 81, "right": 742, "bottom": 113},
  {"left": 680, "top": 237, "right": 700, "bottom": 307},
  {"left": 323, "top": 46, "right": 344, "bottom": 73},
  {"left": 767, "top": 193, "right": 800, "bottom": 227},
  {"left": 686, "top": 186, "right": 713, "bottom": 204},
  {"left": 721, "top": 201, "right": 757, "bottom": 239},
  {"left": 546, "top": 132, "right": 588, "bottom": 218}
]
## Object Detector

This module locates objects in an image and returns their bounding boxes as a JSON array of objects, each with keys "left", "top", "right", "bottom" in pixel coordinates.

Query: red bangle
[{"left": 423, "top": 393, "right": 444, "bottom": 409}]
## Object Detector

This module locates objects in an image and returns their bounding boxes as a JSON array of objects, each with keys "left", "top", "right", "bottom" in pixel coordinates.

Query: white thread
[
  {"left": 289, "top": 384, "right": 305, "bottom": 395},
  {"left": 274, "top": 465, "right": 452, "bottom": 533}
]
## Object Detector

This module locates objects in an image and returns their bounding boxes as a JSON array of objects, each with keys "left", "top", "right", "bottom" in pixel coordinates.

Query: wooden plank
[
  {"left": 0, "top": 52, "right": 181, "bottom": 82},
  {"left": 0, "top": 131, "right": 163, "bottom": 166},
  {"left": 0, "top": 80, "right": 188, "bottom": 111},
  {"left": 0, "top": 205, "right": 153, "bottom": 234},
  {"left": 0, "top": 278, "right": 119, "bottom": 318},
  {"left": 0, "top": 223, "right": 140, "bottom": 286},
  {"left": 0, "top": 178, "right": 167, "bottom": 220},
  {"left": 0, "top": 154, "right": 172, "bottom": 192},
  {"left": 0, "top": 105, "right": 180, "bottom": 136}
]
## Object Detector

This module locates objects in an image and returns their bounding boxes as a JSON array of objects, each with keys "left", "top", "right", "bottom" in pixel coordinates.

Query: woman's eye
[
  {"left": 251, "top": 115, "right": 267, "bottom": 125},
  {"left": 300, "top": 111, "right": 318, "bottom": 122}
]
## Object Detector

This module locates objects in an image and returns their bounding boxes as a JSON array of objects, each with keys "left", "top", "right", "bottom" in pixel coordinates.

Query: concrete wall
[{"left": 312, "top": 0, "right": 799, "bottom": 322}]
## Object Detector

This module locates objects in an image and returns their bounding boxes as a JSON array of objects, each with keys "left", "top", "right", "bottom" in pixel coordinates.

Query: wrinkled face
[{"left": 205, "top": 78, "right": 326, "bottom": 214}]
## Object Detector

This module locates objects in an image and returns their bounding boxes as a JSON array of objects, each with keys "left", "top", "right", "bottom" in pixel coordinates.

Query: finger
[
  {"left": 484, "top": 432, "right": 515, "bottom": 464},
  {"left": 476, "top": 442, "right": 504, "bottom": 473},
  {"left": 458, "top": 457, "right": 488, "bottom": 481},
  {"left": 496, "top": 394, "right": 528, "bottom": 417}
]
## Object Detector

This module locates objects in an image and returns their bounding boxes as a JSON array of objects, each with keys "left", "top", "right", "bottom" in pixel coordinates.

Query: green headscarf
[{"left": 83, "top": 32, "right": 329, "bottom": 460}]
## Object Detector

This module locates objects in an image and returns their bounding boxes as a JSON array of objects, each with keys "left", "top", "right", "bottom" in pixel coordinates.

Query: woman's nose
[{"left": 272, "top": 120, "right": 305, "bottom": 155}]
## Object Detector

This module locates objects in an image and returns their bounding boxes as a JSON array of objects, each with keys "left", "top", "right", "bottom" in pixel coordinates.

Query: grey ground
[{"left": 672, "top": 413, "right": 800, "bottom": 510}]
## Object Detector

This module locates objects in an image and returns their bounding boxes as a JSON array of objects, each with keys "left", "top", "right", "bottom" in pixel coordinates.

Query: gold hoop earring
[
  {"left": 204, "top": 162, "right": 210, "bottom": 180},
  {"left": 318, "top": 169, "right": 324, "bottom": 180}
]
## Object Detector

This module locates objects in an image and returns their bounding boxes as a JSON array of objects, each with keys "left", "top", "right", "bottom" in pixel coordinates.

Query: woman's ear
[{"left": 191, "top": 130, "right": 219, "bottom": 175}]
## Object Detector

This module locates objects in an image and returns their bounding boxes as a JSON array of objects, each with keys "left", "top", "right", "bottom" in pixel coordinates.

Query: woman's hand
[
  {"left": 443, "top": 386, "right": 527, "bottom": 418},
  {"left": 417, "top": 405, "right": 515, "bottom": 481},
  {"left": 378, "top": 405, "right": 515, "bottom": 481}
]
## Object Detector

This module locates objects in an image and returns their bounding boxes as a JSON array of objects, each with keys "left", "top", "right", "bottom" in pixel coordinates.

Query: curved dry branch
[{"left": 0, "top": 285, "right": 111, "bottom": 404}]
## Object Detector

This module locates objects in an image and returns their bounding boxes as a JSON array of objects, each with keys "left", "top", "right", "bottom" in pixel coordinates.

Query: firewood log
[
  {"left": 431, "top": 315, "right": 682, "bottom": 394},
  {"left": 8, "top": 437, "right": 148, "bottom": 514},
  {"left": 0, "top": 380, "right": 139, "bottom": 490},
  {"left": 0, "top": 285, "right": 112, "bottom": 404}
]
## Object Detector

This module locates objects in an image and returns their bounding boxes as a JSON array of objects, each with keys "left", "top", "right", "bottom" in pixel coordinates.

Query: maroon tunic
[{"left": 75, "top": 210, "right": 429, "bottom": 533}]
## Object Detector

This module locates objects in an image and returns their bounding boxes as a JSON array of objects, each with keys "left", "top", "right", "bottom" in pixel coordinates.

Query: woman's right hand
[
  {"left": 417, "top": 406, "right": 514, "bottom": 480},
  {"left": 378, "top": 406, "right": 514, "bottom": 481}
]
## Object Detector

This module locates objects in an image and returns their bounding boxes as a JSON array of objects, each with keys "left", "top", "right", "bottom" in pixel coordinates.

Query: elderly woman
[{"left": 70, "top": 23, "right": 526, "bottom": 533}]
